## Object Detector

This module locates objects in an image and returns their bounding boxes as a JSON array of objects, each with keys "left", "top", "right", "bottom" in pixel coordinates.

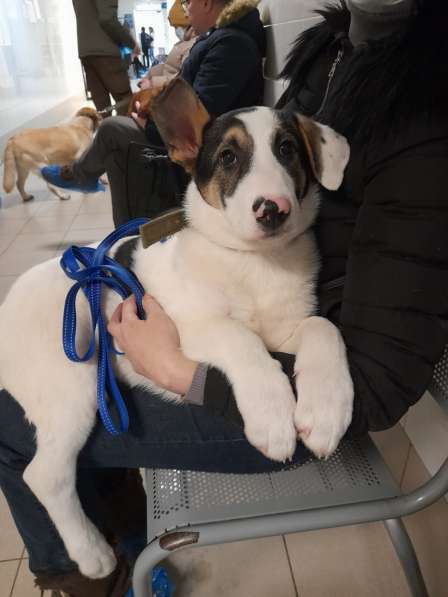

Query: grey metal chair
[{"left": 133, "top": 346, "right": 448, "bottom": 597}]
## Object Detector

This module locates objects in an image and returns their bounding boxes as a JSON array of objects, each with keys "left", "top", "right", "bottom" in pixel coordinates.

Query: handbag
[{"left": 125, "top": 142, "right": 190, "bottom": 221}]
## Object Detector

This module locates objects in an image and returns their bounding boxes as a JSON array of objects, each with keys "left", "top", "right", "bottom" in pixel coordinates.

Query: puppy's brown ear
[
  {"left": 295, "top": 114, "right": 350, "bottom": 191},
  {"left": 151, "top": 78, "right": 210, "bottom": 171}
]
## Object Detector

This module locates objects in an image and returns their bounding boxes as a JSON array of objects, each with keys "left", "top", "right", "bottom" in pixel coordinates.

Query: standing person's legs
[
  {"left": 82, "top": 56, "right": 132, "bottom": 116},
  {"left": 91, "top": 56, "right": 132, "bottom": 116},
  {"left": 81, "top": 57, "right": 111, "bottom": 113},
  {"left": 0, "top": 386, "right": 310, "bottom": 594},
  {"left": 143, "top": 49, "right": 149, "bottom": 68}
]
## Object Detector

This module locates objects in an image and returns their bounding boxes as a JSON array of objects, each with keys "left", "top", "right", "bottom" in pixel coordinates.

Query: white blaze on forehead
[{"left": 236, "top": 108, "right": 295, "bottom": 197}]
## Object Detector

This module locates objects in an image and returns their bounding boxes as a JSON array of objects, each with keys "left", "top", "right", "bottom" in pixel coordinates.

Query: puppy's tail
[{"left": 3, "top": 140, "right": 16, "bottom": 193}]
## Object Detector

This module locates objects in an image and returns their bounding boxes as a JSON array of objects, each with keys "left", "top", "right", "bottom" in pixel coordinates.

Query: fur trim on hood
[
  {"left": 279, "top": 1, "right": 448, "bottom": 145},
  {"left": 216, "top": 0, "right": 260, "bottom": 28}
]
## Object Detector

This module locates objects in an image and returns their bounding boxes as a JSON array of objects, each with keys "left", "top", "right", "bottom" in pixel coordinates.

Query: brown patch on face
[
  {"left": 195, "top": 118, "right": 254, "bottom": 209},
  {"left": 295, "top": 114, "right": 323, "bottom": 184},
  {"left": 198, "top": 178, "right": 224, "bottom": 209}
]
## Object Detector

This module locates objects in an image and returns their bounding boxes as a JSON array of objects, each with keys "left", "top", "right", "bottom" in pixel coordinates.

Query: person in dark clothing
[
  {"left": 2, "top": 1, "right": 447, "bottom": 595},
  {"left": 41, "top": 0, "right": 266, "bottom": 227},
  {"left": 148, "top": 27, "right": 156, "bottom": 65},
  {"left": 72, "top": 0, "right": 139, "bottom": 115},
  {"left": 140, "top": 26, "right": 151, "bottom": 68}
]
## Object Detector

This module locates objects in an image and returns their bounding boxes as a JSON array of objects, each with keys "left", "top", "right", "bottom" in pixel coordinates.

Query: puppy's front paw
[
  {"left": 295, "top": 362, "right": 353, "bottom": 459},
  {"left": 70, "top": 529, "right": 117, "bottom": 579},
  {"left": 240, "top": 372, "right": 297, "bottom": 462}
]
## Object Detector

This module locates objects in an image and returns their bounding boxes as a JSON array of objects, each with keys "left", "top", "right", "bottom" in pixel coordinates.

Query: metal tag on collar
[{"left": 139, "top": 208, "right": 186, "bottom": 248}]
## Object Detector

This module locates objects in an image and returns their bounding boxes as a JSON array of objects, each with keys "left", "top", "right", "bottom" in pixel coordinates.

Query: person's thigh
[{"left": 79, "top": 385, "right": 312, "bottom": 474}]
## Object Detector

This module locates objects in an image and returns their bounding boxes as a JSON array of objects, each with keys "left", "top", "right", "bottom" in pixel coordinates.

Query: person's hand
[
  {"left": 132, "top": 44, "right": 141, "bottom": 57},
  {"left": 131, "top": 100, "right": 148, "bottom": 129},
  {"left": 138, "top": 78, "right": 152, "bottom": 90},
  {"left": 107, "top": 294, "right": 198, "bottom": 395}
]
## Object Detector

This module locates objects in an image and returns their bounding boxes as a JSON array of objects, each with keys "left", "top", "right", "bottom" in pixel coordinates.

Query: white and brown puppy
[
  {"left": 2, "top": 106, "right": 101, "bottom": 201},
  {"left": 0, "top": 80, "right": 353, "bottom": 579}
]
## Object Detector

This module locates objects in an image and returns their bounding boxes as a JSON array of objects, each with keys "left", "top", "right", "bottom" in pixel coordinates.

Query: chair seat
[
  {"left": 145, "top": 435, "right": 400, "bottom": 540},
  {"left": 428, "top": 345, "right": 448, "bottom": 414}
]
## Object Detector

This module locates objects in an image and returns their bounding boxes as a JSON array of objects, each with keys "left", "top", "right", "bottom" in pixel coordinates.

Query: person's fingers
[
  {"left": 121, "top": 295, "right": 139, "bottom": 320},
  {"left": 142, "top": 293, "right": 162, "bottom": 314},
  {"left": 107, "top": 302, "right": 123, "bottom": 330},
  {"left": 135, "top": 100, "right": 141, "bottom": 111}
]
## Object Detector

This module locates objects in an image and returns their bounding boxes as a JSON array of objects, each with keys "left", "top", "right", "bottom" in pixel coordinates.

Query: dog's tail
[{"left": 3, "top": 140, "right": 16, "bottom": 193}]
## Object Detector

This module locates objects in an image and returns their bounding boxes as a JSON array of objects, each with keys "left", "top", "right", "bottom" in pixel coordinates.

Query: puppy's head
[
  {"left": 75, "top": 107, "right": 102, "bottom": 131},
  {"left": 152, "top": 79, "right": 349, "bottom": 249}
]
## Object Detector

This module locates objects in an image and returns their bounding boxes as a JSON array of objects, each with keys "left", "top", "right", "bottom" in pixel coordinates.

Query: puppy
[
  {"left": 0, "top": 79, "right": 353, "bottom": 579},
  {"left": 2, "top": 107, "right": 101, "bottom": 201}
]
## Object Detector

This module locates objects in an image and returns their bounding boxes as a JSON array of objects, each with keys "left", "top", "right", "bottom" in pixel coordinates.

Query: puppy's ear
[
  {"left": 295, "top": 114, "right": 350, "bottom": 191},
  {"left": 151, "top": 78, "right": 210, "bottom": 171}
]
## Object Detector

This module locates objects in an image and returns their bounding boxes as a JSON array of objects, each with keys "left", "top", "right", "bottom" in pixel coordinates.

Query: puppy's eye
[
  {"left": 219, "top": 149, "right": 237, "bottom": 168},
  {"left": 279, "top": 140, "right": 295, "bottom": 158}
]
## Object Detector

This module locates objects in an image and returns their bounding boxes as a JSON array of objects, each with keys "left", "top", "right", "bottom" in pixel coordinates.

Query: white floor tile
[
  {"left": 0, "top": 276, "right": 17, "bottom": 303},
  {"left": 0, "top": 237, "right": 15, "bottom": 256},
  {"left": 19, "top": 215, "right": 76, "bottom": 236},
  {"left": 0, "top": 220, "right": 27, "bottom": 237},
  {"left": 0, "top": 560, "right": 20, "bottom": 597},
  {"left": 9, "top": 232, "right": 67, "bottom": 253},
  {"left": 165, "top": 536, "right": 297, "bottom": 597},
  {"left": 61, "top": 227, "right": 114, "bottom": 248},
  {"left": 70, "top": 212, "right": 114, "bottom": 230},
  {"left": 0, "top": 490, "right": 24, "bottom": 562},
  {"left": 10, "top": 559, "right": 44, "bottom": 597}
]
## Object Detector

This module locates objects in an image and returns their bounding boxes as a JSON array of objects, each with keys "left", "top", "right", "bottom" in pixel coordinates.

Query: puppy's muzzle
[{"left": 253, "top": 196, "right": 291, "bottom": 232}]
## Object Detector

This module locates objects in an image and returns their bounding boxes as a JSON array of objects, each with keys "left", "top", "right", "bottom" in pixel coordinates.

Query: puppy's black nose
[{"left": 253, "top": 197, "right": 290, "bottom": 231}]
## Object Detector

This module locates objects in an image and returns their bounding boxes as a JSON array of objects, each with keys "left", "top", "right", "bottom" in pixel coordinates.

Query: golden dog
[{"left": 2, "top": 107, "right": 101, "bottom": 202}]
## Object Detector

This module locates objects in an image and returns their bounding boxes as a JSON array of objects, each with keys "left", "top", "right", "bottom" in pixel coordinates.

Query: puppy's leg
[
  {"left": 23, "top": 387, "right": 116, "bottom": 579},
  {"left": 46, "top": 182, "right": 71, "bottom": 201},
  {"left": 16, "top": 161, "right": 34, "bottom": 202},
  {"left": 291, "top": 317, "right": 353, "bottom": 458},
  {"left": 180, "top": 319, "right": 297, "bottom": 462}
]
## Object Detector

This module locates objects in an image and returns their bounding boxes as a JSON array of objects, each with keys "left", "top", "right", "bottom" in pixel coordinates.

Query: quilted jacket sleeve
[{"left": 340, "top": 133, "right": 448, "bottom": 434}]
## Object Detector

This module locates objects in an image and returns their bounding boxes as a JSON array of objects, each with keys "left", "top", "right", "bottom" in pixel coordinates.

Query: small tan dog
[{"left": 2, "top": 107, "right": 101, "bottom": 202}]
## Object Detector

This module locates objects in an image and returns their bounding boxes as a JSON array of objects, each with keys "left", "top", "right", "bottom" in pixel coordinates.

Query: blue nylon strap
[{"left": 60, "top": 218, "right": 149, "bottom": 435}]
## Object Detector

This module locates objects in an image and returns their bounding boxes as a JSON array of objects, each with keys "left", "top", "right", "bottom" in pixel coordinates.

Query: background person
[{"left": 73, "top": 0, "right": 140, "bottom": 115}]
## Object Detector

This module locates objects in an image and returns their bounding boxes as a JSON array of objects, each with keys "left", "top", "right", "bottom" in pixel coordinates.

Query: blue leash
[{"left": 60, "top": 218, "right": 149, "bottom": 435}]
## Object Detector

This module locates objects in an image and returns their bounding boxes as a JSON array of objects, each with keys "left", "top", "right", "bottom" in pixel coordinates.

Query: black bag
[{"left": 125, "top": 142, "right": 190, "bottom": 221}]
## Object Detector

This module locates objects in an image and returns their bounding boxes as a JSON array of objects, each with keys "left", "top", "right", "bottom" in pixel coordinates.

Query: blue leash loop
[{"left": 60, "top": 218, "right": 149, "bottom": 435}]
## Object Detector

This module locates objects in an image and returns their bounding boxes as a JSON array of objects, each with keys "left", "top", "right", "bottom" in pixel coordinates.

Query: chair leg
[
  {"left": 383, "top": 518, "right": 429, "bottom": 597},
  {"left": 132, "top": 537, "right": 167, "bottom": 597}
]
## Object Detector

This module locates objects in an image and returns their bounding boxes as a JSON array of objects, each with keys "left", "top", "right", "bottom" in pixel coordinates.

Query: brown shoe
[
  {"left": 60, "top": 165, "right": 75, "bottom": 181},
  {"left": 35, "top": 556, "right": 130, "bottom": 597}
]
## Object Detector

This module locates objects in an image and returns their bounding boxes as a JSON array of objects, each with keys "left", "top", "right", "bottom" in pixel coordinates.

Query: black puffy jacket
[
  {"left": 203, "top": 3, "right": 448, "bottom": 435},
  {"left": 180, "top": 1, "right": 266, "bottom": 116}
]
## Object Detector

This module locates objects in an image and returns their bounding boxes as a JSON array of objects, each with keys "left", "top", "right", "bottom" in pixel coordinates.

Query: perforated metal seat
[
  {"left": 429, "top": 345, "right": 448, "bottom": 414},
  {"left": 146, "top": 436, "right": 399, "bottom": 539}
]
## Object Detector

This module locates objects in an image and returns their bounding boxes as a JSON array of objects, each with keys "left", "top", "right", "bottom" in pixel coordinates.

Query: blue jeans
[{"left": 0, "top": 386, "right": 310, "bottom": 575}]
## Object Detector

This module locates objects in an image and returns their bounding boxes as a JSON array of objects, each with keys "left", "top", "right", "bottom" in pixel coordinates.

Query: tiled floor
[{"left": 0, "top": 177, "right": 447, "bottom": 596}]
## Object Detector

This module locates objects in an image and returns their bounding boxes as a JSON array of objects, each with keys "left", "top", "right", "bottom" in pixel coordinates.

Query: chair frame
[{"left": 132, "top": 438, "right": 448, "bottom": 597}]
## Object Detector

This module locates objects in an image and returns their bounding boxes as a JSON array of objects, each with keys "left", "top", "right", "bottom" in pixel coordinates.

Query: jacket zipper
[{"left": 314, "top": 48, "right": 344, "bottom": 118}]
